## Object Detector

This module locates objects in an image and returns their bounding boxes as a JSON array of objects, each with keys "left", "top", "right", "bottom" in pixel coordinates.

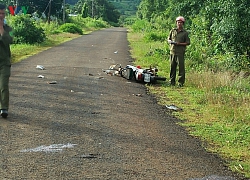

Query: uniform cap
[{"left": 176, "top": 16, "right": 185, "bottom": 23}]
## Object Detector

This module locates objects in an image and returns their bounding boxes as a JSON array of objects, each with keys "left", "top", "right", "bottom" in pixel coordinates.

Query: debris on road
[
  {"left": 166, "top": 104, "right": 183, "bottom": 111},
  {"left": 103, "top": 69, "right": 118, "bottom": 76},
  {"left": 37, "top": 75, "right": 45, "bottom": 78},
  {"left": 47, "top": 81, "right": 57, "bottom": 84},
  {"left": 36, "top": 65, "right": 45, "bottom": 70},
  {"left": 132, "top": 93, "right": 142, "bottom": 97},
  {"left": 103, "top": 64, "right": 121, "bottom": 76}
]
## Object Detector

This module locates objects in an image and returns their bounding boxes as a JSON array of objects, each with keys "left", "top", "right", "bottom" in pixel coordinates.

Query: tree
[
  {"left": 17, "top": 0, "right": 63, "bottom": 18},
  {"left": 74, "top": 0, "right": 120, "bottom": 23}
]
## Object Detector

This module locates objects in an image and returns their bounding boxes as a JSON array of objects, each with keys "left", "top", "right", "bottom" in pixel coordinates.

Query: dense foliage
[
  {"left": 1, "top": 0, "right": 63, "bottom": 17},
  {"left": 59, "top": 23, "right": 83, "bottom": 34},
  {"left": 66, "top": 0, "right": 78, "bottom": 5},
  {"left": 9, "top": 14, "right": 46, "bottom": 44},
  {"left": 110, "top": 0, "right": 140, "bottom": 17},
  {"left": 135, "top": 0, "right": 250, "bottom": 71},
  {"left": 72, "top": 0, "right": 121, "bottom": 24}
]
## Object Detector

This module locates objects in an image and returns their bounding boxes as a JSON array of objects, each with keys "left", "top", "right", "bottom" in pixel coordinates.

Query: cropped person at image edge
[
  {"left": 168, "top": 16, "right": 190, "bottom": 87},
  {"left": 0, "top": 4, "right": 13, "bottom": 118}
]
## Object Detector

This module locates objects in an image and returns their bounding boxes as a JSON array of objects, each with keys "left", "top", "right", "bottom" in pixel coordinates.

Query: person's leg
[
  {"left": 0, "top": 65, "right": 10, "bottom": 117},
  {"left": 177, "top": 54, "right": 185, "bottom": 86},
  {"left": 170, "top": 54, "right": 177, "bottom": 85}
]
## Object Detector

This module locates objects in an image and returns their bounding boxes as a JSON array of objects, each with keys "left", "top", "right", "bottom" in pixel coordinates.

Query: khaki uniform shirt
[
  {"left": 0, "top": 25, "right": 13, "bottom": 67},
  {"left": 168, "top": 28, "right": 190, "bottom": 55}
]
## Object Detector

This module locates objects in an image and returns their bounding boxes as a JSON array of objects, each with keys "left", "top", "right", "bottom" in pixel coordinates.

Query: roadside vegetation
[{"left": 125, "top": 0, "right": 250, "bottom": 178}]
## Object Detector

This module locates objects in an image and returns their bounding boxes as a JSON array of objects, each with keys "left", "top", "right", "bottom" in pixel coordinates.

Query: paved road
[{"left": 0, "top": 27, "right": 247, "bottom": 179}]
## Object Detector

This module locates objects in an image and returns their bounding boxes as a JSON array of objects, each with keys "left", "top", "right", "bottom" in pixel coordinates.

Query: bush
[
  {"left": 84, "top": 18, "right": 109, "bottom": 28},
  {"left": 144, "top": 32, "right": 168, "bottom": 42},
  {"left": 9, "top": 14, "right": 46, "bottom": 44},
  {"left": 131, "top": 19, "right": 152, "bottom": 33},
  {"left": 59, "top": 23, "right": 83, "bottom": 35},
  {"left": 39, "top": 21, "right": 61, "bottom": 35}
]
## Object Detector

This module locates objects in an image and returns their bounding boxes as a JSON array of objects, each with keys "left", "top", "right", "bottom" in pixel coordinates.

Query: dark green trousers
[
  {"left": 170, "top": 54, "right": 185, "bottom": 85},
  {"left": 0, "top": 65, "right": 11, "bottom": 110}
]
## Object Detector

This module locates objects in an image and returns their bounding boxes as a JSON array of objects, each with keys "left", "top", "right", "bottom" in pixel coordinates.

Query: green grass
[{"left": 128, "top": 31, "right": 250, "bottom": 178}]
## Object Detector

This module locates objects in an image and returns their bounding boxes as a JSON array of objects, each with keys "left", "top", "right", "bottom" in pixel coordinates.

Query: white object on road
[
  {"left": 20, "top": 143, "right": 77, "bottom": 153},
  {"left": 36, "top": 65, "right": 45, "bottom": 70},
  {"left": 37, "top": 75, "right": 45, "bottom": 78}
]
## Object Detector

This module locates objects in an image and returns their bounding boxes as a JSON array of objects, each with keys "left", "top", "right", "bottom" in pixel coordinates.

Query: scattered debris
[
  {"left": 109, "top": 64, "right": 121, "bottom": 70},
  {"left": 166, "top": 104, "right": 183, "bottom": 111},
  {"left": 36, "top": 65, "right": 45, "bottom": 70},
  {"left": 239, "top": 164, "right": 244, "bottom": 170},
  {"left": 103, "top": 69, "right": 119, "bottom": 76},
  {"left": 37, "top": 75, "right": 45, "bottom": 78},
  {"left": 133, "top": 93, "right": 142, "bottom": 97},
  {"left": 102, "top": 64, "right": 121, "bottom": 76},
  {"left": 48, "top": 81, "right": 57, "bottom": 84}
]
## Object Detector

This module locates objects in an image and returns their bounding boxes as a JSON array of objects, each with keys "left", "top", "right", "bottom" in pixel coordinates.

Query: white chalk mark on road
[{"left": 20, "top": 143, "right": 77, "bottom": 153}]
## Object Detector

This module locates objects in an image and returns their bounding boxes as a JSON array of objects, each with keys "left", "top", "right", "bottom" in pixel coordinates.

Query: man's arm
[{"left": 0, "top": 25, "right": 13, "bottom": 44}]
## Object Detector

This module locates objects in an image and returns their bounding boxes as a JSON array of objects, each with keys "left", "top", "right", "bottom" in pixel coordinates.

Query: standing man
[
  {"left": 168, "top": 16, "right": 190, "bottom": 87},
  {"left": 0, "top": 4, "right": 13, "bottom": 118}
]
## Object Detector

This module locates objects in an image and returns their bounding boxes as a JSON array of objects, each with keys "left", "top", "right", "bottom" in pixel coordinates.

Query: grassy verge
[{"left": 128, "top": 31, "right": 250, "bottom": 178}]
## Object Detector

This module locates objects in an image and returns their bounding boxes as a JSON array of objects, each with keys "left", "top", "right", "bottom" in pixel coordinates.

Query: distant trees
[
  {"left": 18, "top": 0, "right": 63, "bottom": 17},
  {"left": 1, "top": 0, "right": 64, "bottom": 19},
  {"left": 73, "top": 0, "right": 120, "bottom": 23}
]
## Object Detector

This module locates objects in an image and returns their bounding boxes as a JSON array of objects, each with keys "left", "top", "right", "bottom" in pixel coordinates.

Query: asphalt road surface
[{"left": 0, "top": 27, "right": 247, "bottom": 180}]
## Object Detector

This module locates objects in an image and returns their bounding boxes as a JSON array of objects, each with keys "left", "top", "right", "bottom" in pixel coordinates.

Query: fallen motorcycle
[{"left": 120, "top": 65, "right": 166, "bottom": 83}]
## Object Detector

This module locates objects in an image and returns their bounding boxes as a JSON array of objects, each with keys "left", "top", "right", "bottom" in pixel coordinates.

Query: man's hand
[
  {"left": 176, "top": 42, "right": 188, "bottom": 46},
  {"left": 168, "top": 40, "right": 177, "bottom": 45}
]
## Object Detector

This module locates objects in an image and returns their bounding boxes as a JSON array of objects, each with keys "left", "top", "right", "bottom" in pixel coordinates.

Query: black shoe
[{"left": 1, "top": 109, "right": 8, "bottom": 118}]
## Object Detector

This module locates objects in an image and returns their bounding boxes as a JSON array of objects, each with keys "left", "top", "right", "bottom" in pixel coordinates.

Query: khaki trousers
[
  {"left": 0, "top": 65, "right": 11, "bottom": 110},
  {"left": 170, "top": 54, "right": 185, "bottom": 85}
]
